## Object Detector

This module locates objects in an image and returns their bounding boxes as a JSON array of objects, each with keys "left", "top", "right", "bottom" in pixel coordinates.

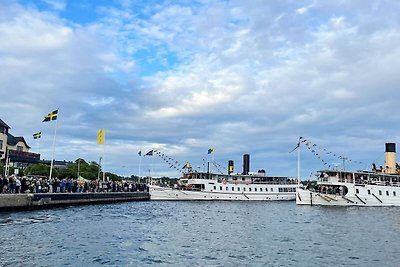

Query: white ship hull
[
  {"left": 296, "top": 185, "right": 400, "bottom": 206},
  {"left": 150, "top": 185, "right": 295, "bottom": 201}
]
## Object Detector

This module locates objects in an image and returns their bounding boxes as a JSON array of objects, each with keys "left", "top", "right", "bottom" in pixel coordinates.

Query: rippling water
[{"left": 1, "top": 201, "right": 400, "bottom": 266}]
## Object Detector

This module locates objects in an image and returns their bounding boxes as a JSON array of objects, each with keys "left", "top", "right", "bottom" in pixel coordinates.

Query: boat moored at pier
[
  {"left": 297, "top": 143, "right": 400, "bottom": 206},
  {"left": 150, "top": 154, "right": 298, "bottom": 201}
]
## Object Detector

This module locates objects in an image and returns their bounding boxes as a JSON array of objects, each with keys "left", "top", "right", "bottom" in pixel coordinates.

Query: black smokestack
[
  {"left": 228, "top": 160, "right": 234, "bottom": 174},
  {"left": 386, "top": 143, "right": 396, "bottom": 153},
  {"left": 243, "top": 154, "right": 250, "bottom": 175}
]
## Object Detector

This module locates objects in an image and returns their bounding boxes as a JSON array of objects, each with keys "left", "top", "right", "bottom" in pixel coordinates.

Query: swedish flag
[
  {"left": 43, "top": 109, "right": 58, "bottom": 122},
  {"left": 33, "top": 132, "right": 42, "bottom": 139}
]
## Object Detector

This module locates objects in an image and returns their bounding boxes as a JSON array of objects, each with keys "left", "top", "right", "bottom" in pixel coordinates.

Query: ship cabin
[
  {"left": 182, "top": 171, "right": 297, "bottom": 185},
  {"left": 317, "top": 170, "right": 400, "bottom": 187},
  {"left": 312, "top": 170, "right": 400, "bottom": 196}
]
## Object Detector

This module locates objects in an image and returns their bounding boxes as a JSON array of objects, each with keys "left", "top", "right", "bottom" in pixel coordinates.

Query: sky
[{"left": 1, "top": 0, "right": 400, "bottom": 179}]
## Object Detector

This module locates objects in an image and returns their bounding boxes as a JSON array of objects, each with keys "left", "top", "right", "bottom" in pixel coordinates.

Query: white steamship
[
  {"left": 149, "top": 154, "right": 298, "bottom": 200},
  {"left": 297, "top": 143, "right": 400, "bottom": 206}
]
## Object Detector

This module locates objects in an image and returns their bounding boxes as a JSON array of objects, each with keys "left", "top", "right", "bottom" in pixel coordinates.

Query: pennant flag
[
  {"left": 97, "top": 128, "right": 105, "bottom": 144},
  {"left": 207, "top": 148, "right": 215, "bottom": 154},
  {"left": 145, "top": 150, "right": 153, "bottom": 156},
  {"left": 182, "top": 162, "right": 190, "bottom": 169},
  {"left": 138, "top": 150, "right": 142, "bottom": 156},
  {"left": 33, "top": 132, "right": 42, "bottom": 139},
  {"left": 42, "top": 109, "right": 58, "bottom": 122}
]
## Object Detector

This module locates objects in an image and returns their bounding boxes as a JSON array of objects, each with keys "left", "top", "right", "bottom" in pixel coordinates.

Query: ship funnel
[
  {"left": 228, "top": 160, "right": 234, "bottom": 174},
  {"left": 242, "top": 154, "right": 250, "bottom": 175},
  {"left": 385, "top": 143, "right": 396, "bottom": 174}
]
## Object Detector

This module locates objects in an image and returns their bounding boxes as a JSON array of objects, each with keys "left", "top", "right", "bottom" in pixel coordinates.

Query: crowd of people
[{"left": 0, "top": 175, "right": 148, "bottom": 194}]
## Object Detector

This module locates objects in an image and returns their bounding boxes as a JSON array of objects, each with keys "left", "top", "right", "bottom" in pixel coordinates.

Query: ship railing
[
  {"left": 359, "top": 180, "right": 400, "bottom": 187},
  {"left": 251, "top": 181, "right": 298, "bottom": 185}
]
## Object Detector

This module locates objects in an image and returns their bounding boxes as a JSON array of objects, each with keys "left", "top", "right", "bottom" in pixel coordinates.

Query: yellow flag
[{"left": 97, "top": 128, "right": 105, "bottom": 144}]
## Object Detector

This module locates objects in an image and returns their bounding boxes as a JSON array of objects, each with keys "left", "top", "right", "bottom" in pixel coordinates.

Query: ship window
[
  {"left": 293, "top": 187, "right": 296, "bottom": 192},
  {"left": 214, "top": 186, "right": 216, "bottom": 190},
  {"left": 249, "top": 188, "right": 252, "bottom": 192},
  {"left": 367, "top": 189, "right": 371, "bottom": 195},
  {"left": 243, "top": 187, "right": 246, "bottom": 191},
  {"left": 266, "top": 188, "right": 268, "bottom": 192},
  {"left": 379, "top": 190, "right": 382, "bottom": 195},
  {"left": 386, "top": 191, "right": 389, "bottom": 196},
  {"left": 242, "top": 177, "right": 245, "bottom": 181},
  {"left": 238, "top": 187, "right": 240, "bottom": 191},
  {"left": 220, "top": 186, "right": 222, "bottom": 190},
  {"left": 260, "top": 188, "right": 263, "bottom": 192},
  {"left": 255, "top": 188, "right": 257, "bottom": 192},
  {"left": 279, "top": 188, "right": 282, "bottom": 192},
  {"left": 271, "top": 188, "right": 274, "bottom": 192},
  {"left": 232, "top": 187, "right": 234, "bottom": 191},
  {"left": 356, "top": 189, "right": 359, "bottom": 194},
  {"left": 226, "top": 187, "right": 228, "bottom": 191},
  {"left": 393, "top": 191, "right": 396, "bottom": 196}
]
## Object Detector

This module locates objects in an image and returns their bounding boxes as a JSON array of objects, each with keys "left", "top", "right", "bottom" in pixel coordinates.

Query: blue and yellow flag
[
  {"left": 33, "top": 132, "right": 42, "bottom": 139},
  {"left": 97, "top": 128, "right": 105, "bottom": 144},
  {"left": 207, "top": 148, "right": 214, "bottom": 154},
  {"left": 42, "top": 109, "right": 58, "bottom": 122}
]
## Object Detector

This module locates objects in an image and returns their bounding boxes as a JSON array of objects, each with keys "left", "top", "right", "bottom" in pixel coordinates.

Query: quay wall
[{"left": 0, "top": 192, "right": 149, "bottom": 211}]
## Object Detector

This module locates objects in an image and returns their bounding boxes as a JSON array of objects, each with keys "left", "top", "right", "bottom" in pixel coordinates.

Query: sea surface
[{"left": 1, "top": 201, "right": 400, "bottom": 266}]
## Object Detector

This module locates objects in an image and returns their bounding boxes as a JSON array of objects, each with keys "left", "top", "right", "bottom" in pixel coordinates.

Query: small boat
[
  {"left": 149, "top": 154, "right": 298, "bottom": 200},
  {"left": 297, "top": 143, "right": 400, "bottom": 206}
]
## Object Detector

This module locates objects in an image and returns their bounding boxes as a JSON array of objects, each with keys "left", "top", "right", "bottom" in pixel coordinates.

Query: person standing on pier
[{"left": 2, "top": 175, "right": 8, "bottom": 193}]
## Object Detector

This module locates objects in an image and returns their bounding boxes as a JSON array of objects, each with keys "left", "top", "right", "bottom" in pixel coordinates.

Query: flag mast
[
  {"left": 138, "top": 147, "right": 142, "bottom": 183},
  {"left": 298, "top": 137, "right": 301, "bottom": 183},
  {"left": 49, "top": 109, "right": 59, "bottom": 180}
]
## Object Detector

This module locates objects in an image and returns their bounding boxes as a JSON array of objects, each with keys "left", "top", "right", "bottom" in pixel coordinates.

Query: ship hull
[
  {"left": 150, "top": 185, "right": 295, "bottom": 201},
  {"left": 296, "top": 187, "right": 400, "bottom": 206}
]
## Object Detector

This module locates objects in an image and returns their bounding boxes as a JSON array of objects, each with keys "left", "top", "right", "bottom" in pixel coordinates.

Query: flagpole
[
  {"left": 139, "top": 149, "right": 142, "bottom": 182},
  {"left": 4, "top": 147, "right": 9, "bottom": 177},
  {"left": 151, "top": 148, "right": 154, "bottom": 184},
  {"left": 49, "top": 110, "right": 59, "bottom": 180},
  {"left": 297, "top": 137, "right": 301, "bottom": 184},
  {"left": 102, "top": 143, "right": 105, "bottom": 182}
]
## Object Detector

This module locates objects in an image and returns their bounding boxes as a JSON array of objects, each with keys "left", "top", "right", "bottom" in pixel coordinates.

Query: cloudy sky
[{"left": 1, "top": 0, "right": 400, "bottom": 179}]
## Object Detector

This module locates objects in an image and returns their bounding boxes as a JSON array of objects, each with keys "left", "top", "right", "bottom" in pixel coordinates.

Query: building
[{"left": 0, "top": 118, "right": 40, "bottom": 167}]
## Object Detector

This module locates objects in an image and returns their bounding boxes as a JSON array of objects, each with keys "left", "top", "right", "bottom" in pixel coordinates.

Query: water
[{"left": 1, "top": 201, "right": 400, "bottom": 266}]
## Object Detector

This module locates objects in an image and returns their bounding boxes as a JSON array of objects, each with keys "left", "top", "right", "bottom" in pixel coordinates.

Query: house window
[
  {"left": 379, "top": 190, "right": 382, "bottom": 195},
  {"left": 232, "top": 187, "right": 234, "bottom": 191},
  {"left": 386, "top": 191, "right": 389, "bottom": 196},
  {"left": 213, "top": 186, "right": 216, "bottom": 190},
  {"left": 226, "top": 187, "right": 228, "bottom": 191},
  {"left": 249, "top": 188, "right": 252, "bottom": 192},
  {"left": 356, "top": 189, "right": 359, "bottom": 194},
  {"left": 220, "top": 186, "right": 222, "bottom": 191},
  {"left": 260, "top": 188, "right": 263, "bottom": 192},
  {"left": 237, "top": 187, "right": 240, "bottom": 191},
  {"left": 255, "top": 188, "right": 257, "bottom": 192},
  {"left": 17, "top": 146, "right": 23, "bottom": 151},
  {"left": 243, "top": 187, "right": 246, "bottom": 191},
  {"left": 367, "top": 189, "right": 371, "bottom": 195},
  {"left": 271, "top": 188, "right": 274, "bottom": 192},
  {"left": 394, "top": 191, "right": 396, "bottom": 197},
  {"left": 266, "top": 188, "right": 268, "bottom": 192}
]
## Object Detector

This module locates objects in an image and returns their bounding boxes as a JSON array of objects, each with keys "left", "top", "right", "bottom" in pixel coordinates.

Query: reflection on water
[{"left": 1, "top": 202, "right": 400, "bottom": 266}]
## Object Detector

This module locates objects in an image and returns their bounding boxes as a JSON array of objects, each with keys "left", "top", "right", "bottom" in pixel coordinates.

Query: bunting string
[{"left": 299, "top": 137, "right": 362, "bottom": 169}]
